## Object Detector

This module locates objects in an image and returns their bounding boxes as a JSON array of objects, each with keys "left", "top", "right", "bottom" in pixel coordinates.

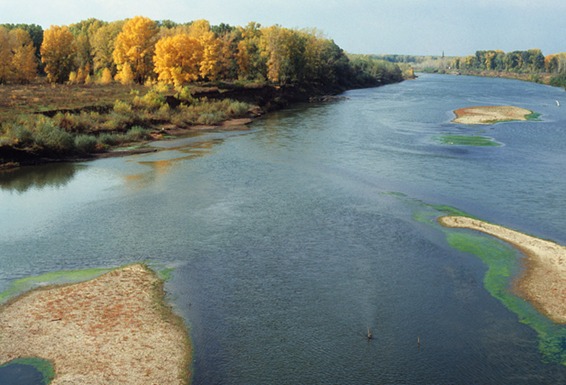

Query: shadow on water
[{"left": 0, "top": 163, "right": 81, "bottom": 193}]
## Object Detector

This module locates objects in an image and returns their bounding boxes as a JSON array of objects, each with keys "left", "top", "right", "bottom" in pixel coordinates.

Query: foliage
[
  {"left": 113, "top": 16, "right": 159, "bottom": 84},
  {"left": 348, "top": 55, "right": 404, "bottom": 85},
  {"left": 0, "top": 27, "right": 37, "bottom": 84},
  {"left": 41, "top": 25, "right": 76, "bottom": 83},
  {"left": 154, "top": 34, "right": 203, "bottom": 86}
]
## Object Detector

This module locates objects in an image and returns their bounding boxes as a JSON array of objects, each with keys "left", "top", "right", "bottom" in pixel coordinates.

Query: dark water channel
[{"left": 1, "top": 74, "right": 566, "bottom": 384}]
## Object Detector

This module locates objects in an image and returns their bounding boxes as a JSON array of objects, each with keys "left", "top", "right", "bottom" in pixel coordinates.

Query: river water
[{"left": 1, "top": 74, "right": 566, "bottom": 384}]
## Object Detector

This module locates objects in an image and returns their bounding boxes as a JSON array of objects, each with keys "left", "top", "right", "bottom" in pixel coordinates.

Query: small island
[
  {"left": 439, "top": 216, "right": 566, "bottom": 324},
  {"left": 0, "top": 264, "right": 191, "bottom": 385},
  {"left": 452, "top": 105, "right": 534, "bottom": 125}
]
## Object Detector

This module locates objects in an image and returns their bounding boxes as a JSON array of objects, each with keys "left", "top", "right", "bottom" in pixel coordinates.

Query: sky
[{"left": 1, "top": 0, "right": 566, "bottom": 56}]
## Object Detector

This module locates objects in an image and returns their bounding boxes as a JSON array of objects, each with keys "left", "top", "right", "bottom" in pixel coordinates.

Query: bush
[
  {"left": 226, "top": 100, "right": 250, "bottom": 117},
  {"left": 124, "top": 126, "right": 150, "bottom": 141},
  {"left": 74, "top": 134, "right": 98, "bottom": 154},
  {"left": 32, "top": 117, "right": 74, "bottom": 154},
  {"left": 133, "top": 88, "right": 166, "bottom": 111},
  {"left": 2, "top": 122, "right": 34, "bottom": 147}
]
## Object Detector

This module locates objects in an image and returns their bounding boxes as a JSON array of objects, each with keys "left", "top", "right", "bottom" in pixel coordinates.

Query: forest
[
  {"left": 0, "top": 17, "right": 406, "bottom": 166},
  {"left": 0, "top": 17, "right": 404, "bottom": 88},
  {"left": 378, "top": 50, "right": 566, "bottom": 87}
]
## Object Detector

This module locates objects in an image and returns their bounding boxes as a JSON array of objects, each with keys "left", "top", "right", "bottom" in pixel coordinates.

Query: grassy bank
[
  {"left": 0, "top": 77, "right": 404, "bottom": 168},
  {"left": 0, "top": 82, "right": 263, "bottom": 167}
]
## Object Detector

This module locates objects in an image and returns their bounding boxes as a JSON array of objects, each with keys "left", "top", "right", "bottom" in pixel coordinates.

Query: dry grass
[
  {"left": 0, "top": 80, "right": 146, "bottom": 122},
  {"left": 0, "top": 264, "right": 191, "bottom": 385}
]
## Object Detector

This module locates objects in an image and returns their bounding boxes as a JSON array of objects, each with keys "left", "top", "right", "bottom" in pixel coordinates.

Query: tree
[
  {"left": 99, "top": 67, "right": 113, "bottom": 84},
  {"left": 116, "top": 62, "right": 134, "bottom": 85},
  {"left": 0, "top": 27, "right": 11, "bottom": 83},
  {"left": 9, "top": 28, "right": 37, "bottom": 83},
  {"left": 259, "top": 26, "right": 306, "bottom": 84},
  {"left": 154, "top": 34, "right": 203, "bottom": 86},
  {"left": 187, "top": 19, "right": 221, "bottom": 81},
  {"left": 236, "top": 22, "right": 265, "bottom": 80},
  {"left": 91, "top": 20, "right": 124, "bottom": 76},
  {"left": 41, "top": 25, "right": 76, "bottom": 83},
  {"left": 113, "top": 16, "right": 159, "bottom": 84}
]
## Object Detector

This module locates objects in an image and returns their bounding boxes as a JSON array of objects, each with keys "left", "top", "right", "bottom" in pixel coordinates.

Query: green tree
[
  {"left": 91, "top": 20, "right": 124, "bottom": 76},
  {"left": 236, "top": 22, "right": 265, "bottom": 80}
]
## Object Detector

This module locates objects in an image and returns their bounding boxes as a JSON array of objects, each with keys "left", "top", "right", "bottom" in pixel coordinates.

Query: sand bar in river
[
  {"left": 439, "top": 216, "right": 566, "bottom": 324},
  {"left": 0, "top": 264, "right": 191, "bottom": 385},
  {"left": 453, "top": 105, "right": 533, "bottom": 125}
]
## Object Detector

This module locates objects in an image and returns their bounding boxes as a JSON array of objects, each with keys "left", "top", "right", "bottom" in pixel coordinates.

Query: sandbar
[
  {"left": 439, "top": 216, "right": 566, "bottom": 324},
  {"left": 0, "top": 264, "right": 191, "bottom": 385},
  {"left": 453, "top": 105, "right": 533, "bottom": 125}
]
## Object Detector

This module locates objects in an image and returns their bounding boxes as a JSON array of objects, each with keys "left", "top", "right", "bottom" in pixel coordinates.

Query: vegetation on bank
[
  {"left": 377, "top": 50, "right": 566, "bottom": 88},
  {"left": 0, "top": 17, "right": 406, "bottom": 167}
]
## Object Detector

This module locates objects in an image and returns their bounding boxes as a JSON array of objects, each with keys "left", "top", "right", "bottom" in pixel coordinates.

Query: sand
[
  {"left": 0, "top": 264, "right": 191, "bottom": 385},
  {"left": 453, "top": 105, "right": 532, "bottom": 125},
  {"left": 439, "top": 216, "right": 566, "bottom": 324}
]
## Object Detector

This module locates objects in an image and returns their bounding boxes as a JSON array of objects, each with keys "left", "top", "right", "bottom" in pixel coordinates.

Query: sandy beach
[
  {"left": 0, "top": 264, "right": 191, "bottom": 385},
  {"left": 439, "top": 216, "right": 566, "bottom": 324},
  {"left": 453, "top": 105, "right": 532, "bottom": 125}
]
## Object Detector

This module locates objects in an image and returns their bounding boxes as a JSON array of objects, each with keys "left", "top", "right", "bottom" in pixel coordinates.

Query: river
[{"left": 1, "top": 74, "right": 566, "bottom": 384}]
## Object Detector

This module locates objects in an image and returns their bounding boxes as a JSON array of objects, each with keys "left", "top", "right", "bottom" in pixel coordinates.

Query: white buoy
[{"left": 556, "top": 100, "right": 560, "bottom": 107}]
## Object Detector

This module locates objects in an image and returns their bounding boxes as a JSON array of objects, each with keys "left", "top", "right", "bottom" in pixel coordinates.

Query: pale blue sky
[{"left": 1, "top": 0, "right": 565, "bottom": 56}]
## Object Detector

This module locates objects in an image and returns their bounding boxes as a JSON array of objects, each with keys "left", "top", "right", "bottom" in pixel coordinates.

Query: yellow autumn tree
[
  {"left": 113, "top": 16, "right": 159, "bottom": 84},
  {"left": 187, "top": 19, "right": 221, "bottom": 81},
  {"left": 154, "top": 34, "right": 203, "bottom": 87},
  {"left": 41, "top": 25, "right": 76, "bottom": 83},
  {"left": 0, "top": 27, "right": 11, "bottom": 83},
  {"left": 99, "top": 67, "right": 113, "bottom": 84},
  {"left": 9, "top": 29, "right": 38, "bottom": 83},
  {"left": 117, "top": 62, "right": 134, "bottom": 85}
]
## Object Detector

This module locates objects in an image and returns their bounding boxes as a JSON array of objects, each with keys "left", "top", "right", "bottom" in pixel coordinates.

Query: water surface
[{"left": 1, "top": 74, "right": 566, "bottom": 384}]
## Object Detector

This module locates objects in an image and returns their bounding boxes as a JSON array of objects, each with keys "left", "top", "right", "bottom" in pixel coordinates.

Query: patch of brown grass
[{"left": 0, "top": 80, "right": 145, "bottom": 122}]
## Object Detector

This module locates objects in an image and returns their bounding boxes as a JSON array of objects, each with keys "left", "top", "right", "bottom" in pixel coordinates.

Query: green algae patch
[
  {"left": 446, "top": 230, "right": 566, "bottom": 366},
  {"left": 0, "top": 357, "right": 55, "bottom": 384},
  {"left": 399, "top": 197, "right": 566, "bottom": 366},
  {"left": 438, "top": 135, "right": 501, "bottom": 147},
  {"left": 526, "top": 111, "right": 542, "bottom": 121},
  {"left": 0, "top": 267, "right": 111, "bottom": 304}
]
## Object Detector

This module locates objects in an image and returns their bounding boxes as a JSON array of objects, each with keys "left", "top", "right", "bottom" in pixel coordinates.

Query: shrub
[
  {"left": 133, "top": 88, "right": 166, "bottom": 111},
  {"left": 32, "top": 117, "right": 74, "bottom": 154},
  {"left": 124, "top": 126, "right": 150, "bottom": 141},
  {"left": 113, "top": 99, "right": 133, "bottom": 115},
  {"left": 226, "top": 100, "right": 250, "bottom": 117},
  {"left": 74, "top": 134, "right": 98, "bottom": 154},
  {"left": 2, "top": 122, "right": 34, "bottom": 147}
]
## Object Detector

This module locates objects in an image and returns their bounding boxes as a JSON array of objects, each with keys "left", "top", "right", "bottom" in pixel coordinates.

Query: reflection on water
[
  {"left": 2, "top": 75, "right": 566, "bottom": 384},
  {"left": 124, "top": 138, "right": 224, "bottom": 189},
  {"left": 0, "top": 163, "right": 81, "bottom": 193}
]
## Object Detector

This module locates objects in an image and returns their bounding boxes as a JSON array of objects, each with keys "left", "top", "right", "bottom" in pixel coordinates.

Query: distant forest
[
  {"left": 375, "top": 50, "right": 566, "bottom": 88},
  {"left": 0, "top": 17, "right": 405, "bottom": 89}
]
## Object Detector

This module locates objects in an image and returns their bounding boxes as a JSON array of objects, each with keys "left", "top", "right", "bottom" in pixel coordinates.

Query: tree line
[{"left": 0, "top": 17, "right": 403, "bottom": 89}]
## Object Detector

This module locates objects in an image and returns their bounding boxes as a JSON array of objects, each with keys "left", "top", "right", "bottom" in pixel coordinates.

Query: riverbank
[
  {"left": 452, "top": 105, "right": 534, "bottom": 125},
  {"left": 0, "top": 264, "right": 191, "bottom": 385},
  {"left": 0, "top": 82, "right": 372, "bottom": 170},
  {"left": 438, "top": 216, "right": 566, "bottom": 324}
]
